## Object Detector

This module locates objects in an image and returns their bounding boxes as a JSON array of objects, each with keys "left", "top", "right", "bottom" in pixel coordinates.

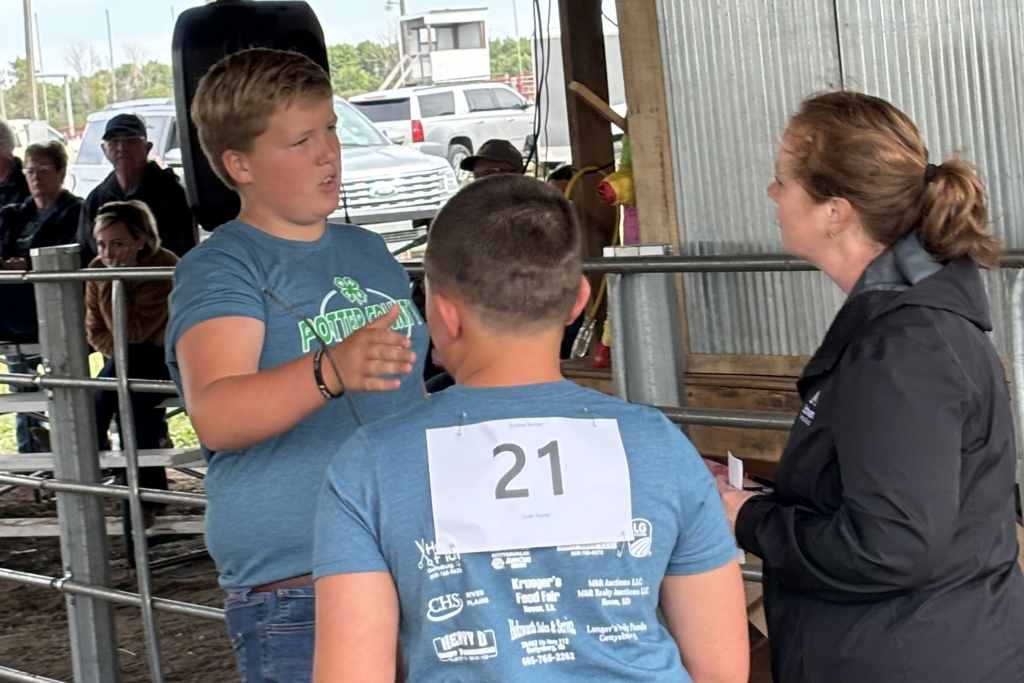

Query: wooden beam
[
  {"left": 567, "top": 81, "right": 629, "bottom": 132},
  {"left": 557, "top": 0, "right": 617, "bottom": 260},
  {"left": 615, "top": 0, "right": 680, "bottom": 248},
  {"left": 614, "top": 0, "right": 690, "bottom": 357}
]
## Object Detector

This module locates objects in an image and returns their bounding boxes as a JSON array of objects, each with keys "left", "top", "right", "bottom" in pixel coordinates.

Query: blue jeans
[
  {"left": 6, "top": 354, "right": 42, "bottom": 453},
  {"left": 223, "top": 586, "right": 315, "bottom": 683}
]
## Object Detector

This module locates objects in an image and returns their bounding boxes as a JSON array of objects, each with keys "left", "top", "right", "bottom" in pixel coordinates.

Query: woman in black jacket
[
  {"left": 717, "top": 91, "right": 1024, "bottom": 683},
  {"left": 0, "top": 141, "right": 82, "bottom": 452},
  {"left": 0, "top": 140, "right": 81, "bottom": 340}
]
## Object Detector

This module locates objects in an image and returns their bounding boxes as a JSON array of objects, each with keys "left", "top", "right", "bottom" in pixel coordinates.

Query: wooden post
[
  {"left": 557, "top": 0, "right": 617, "bottom": 259},
  {"left": 615, "top": 0, "right": 690, "bottom": 357}
]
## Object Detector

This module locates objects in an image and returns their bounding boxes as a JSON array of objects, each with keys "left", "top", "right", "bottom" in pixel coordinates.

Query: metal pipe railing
[
  {"left": 0, "top": 373, "right": 176, "bottom": 394},
  {"left": 0, "top": 248, "right": 1023, "bottom": 282},
  {"left": 660, "top": 406, "right": 795, "bottom": 430},
  {"left": 111, "top": 280, "right": 165, "bottom": 681},
  {"left": 0, "top": 567, "right": 224, "bottom": 622},
  {"left": 0, "top": 665, "right": 68, "bottom": 683},
  {"left": 0, "top": 473, "right": 206, "bottom": 507}
]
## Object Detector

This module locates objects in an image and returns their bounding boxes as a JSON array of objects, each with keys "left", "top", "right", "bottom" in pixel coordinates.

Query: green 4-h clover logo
[{"left": 334, "top": 277, "right": 368, "bottom": 305}]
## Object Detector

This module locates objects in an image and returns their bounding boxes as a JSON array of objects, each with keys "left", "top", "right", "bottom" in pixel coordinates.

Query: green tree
[
  {"left": 327, "top": 40, "right": 399, "bottom": 97},
  {"left": 490, "top": 37, "right": 532, "bottom": 78}
]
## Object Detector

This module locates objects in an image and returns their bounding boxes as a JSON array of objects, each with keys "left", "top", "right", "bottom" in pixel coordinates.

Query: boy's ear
[
  {"left": 567, "top": 275, "right": 591, "bottom": 323},
  {"left": 221, "top": 149, "right": 253, "bottom": 187},
  {"left": 433, "top": 290, "right": 463, "bottom": 342}
]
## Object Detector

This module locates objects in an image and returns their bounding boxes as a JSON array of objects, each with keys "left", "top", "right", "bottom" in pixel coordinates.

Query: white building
[{"left": 399, "top": 8, "right": 490, "bottom": 86}]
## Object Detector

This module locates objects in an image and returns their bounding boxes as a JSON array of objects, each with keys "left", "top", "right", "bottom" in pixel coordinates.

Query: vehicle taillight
[{"left": 411, "top": 120, "right": 425, "bottom": 143}]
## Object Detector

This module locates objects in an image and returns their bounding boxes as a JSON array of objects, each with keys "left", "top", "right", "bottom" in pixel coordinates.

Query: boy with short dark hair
[
  {"left": 313, "top": 175, "right": 749, "bottom": 683},
  {"left": 166, "top": 48, "right": 428, "bottom": 682}
]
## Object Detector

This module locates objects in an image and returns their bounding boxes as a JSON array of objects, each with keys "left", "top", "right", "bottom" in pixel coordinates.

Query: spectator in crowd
[
  {"left": 167, "top": 49, "right": 426, "bottom": 682},
  {"left": 76, "top": 114, "right": 195, "bottom": 264},
  {"left": 715, "top": 91, "right": 1024, "bottom": 683},
  {"left": 86, "top": 201, "right": 178, "bottom": 514},
  {"left": 0, "top": 121, "right": 30, "bottom": 209},
  {"left": 0, "top": 141, "right": 81, "bottom": 452},
  {"left": 313, "top": 174, "right": 749, "bottom": 683},
  {"left": 460, "top": 138, "right": 524, "bottom": 177}
]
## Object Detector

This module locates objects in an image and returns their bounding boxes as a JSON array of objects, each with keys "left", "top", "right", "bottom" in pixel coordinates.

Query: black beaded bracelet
[{"left": 313, "top": 347, "right": 343, "bottom": 400}]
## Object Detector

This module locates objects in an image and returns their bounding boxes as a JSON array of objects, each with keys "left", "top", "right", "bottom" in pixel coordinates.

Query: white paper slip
[
  {"left": 426, "top": 417, "right": 634, "bottom": 555},
  {"left": 727, "top": 451, "right": 746, "bottom": 564}
]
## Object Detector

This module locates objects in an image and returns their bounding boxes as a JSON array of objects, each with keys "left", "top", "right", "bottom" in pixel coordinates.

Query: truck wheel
[{"left": 447, "top": 144, "right": 471, "bottom": 182}]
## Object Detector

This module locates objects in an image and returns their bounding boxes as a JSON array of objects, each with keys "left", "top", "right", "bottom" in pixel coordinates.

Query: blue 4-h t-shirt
[
  {"left": 314, "top": 381, "right": 737, "bottom": 683},
  {"left": 165, "top": 220, "right": 428, "bottom": 593}
]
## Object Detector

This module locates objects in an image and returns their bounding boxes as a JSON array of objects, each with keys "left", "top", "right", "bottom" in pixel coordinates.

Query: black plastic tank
[{"left": 171, "top": 0, "right": 329, "bottom": 231}]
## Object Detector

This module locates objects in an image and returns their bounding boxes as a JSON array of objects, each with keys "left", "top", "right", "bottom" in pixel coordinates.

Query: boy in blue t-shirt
[
  {"left": 313, "top": 175, "right": 749, "bottom": 682},
  {"left": 165, "top": 49, "right": 428, "bottom": 682}
]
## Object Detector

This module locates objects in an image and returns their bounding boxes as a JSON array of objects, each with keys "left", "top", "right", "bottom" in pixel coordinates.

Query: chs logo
[
  {"left": 628, "top": 518, "right": 653, "bottom": 558},
  {"left": 427, "top": 593, "right": 464, "bottom": 622}
]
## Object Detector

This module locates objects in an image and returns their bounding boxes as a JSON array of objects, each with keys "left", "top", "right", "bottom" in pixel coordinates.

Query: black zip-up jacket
[
  {"left": 76, "top": 161, "right": 195, "bottom": 264},
  {"left": 736, "top": 241, "right": 1024, "bottom": 683},
  {"left": 0, "top": 191, "right": 82, "bottom": 261},
  {"left": 0, "top": 191, "right": 82, "bottom": 341}
]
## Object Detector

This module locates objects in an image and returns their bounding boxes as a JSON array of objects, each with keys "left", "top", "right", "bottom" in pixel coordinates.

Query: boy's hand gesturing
[{"left": 323, "top": 305, "right": 416, "bottom": 394}]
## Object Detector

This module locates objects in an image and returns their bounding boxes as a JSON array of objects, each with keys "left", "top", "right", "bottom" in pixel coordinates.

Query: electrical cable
[
  {"left": 526, "top": 0, "right": 545, "bottom": 176},
  {"left": 542, "top": 0, "right": 553, "bottom": 177},
  {"left": 262, "top": 286, "right": 364, "bottom": 426}
]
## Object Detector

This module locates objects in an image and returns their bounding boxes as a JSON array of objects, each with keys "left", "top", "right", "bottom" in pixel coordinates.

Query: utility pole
[
  {"left": 0, "top": 72, "right": 7, "bottom": 119},
  {"left": 512, "top": 0, "right": 524, "bottom": 79},
  {"left": 23, "top": 0, "right": 39, "bottom": 120},
  {"left": 39, "top": 74, "right": 74, "bottom": 134},
  {"left": 106, "top": 9, "right": 118, "bottom": 103},
  {"left": 36, "top": 13, "right": 50, "bottom": 123}
]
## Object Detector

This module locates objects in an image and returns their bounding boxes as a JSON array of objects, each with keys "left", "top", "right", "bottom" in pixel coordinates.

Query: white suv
[{"left": 350, "top": 83, "right": 535, "bottom": 179}]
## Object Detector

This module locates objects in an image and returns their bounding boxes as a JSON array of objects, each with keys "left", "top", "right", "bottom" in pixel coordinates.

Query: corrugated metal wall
[{"left": 656, "top": 0, "right": 1024, "bottom": 356}]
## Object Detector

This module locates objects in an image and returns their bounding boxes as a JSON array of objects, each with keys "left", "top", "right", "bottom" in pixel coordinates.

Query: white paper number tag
[{"left": 427, "top": 417, "right": 634, "bottom": 555}]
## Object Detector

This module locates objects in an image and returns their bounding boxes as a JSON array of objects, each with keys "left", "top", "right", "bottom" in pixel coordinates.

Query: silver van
[
  {"left": 68, "top": 97, "right": 458, "bottom": 258},
  {"left": 350, "top": 83, "right": 535, "bottom": 179}
]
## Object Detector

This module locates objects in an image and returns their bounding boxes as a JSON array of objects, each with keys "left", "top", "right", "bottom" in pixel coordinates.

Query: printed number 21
[{"left": 494, "top": 441, "right": 564, "bottom": 499}]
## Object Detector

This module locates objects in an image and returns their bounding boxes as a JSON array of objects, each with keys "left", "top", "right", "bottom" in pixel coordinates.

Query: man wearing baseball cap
[
  {"left": 459, "top": 138, "right": 525, "bottom": 177},
  {"left": 75, "top": 113, "right": 195, "bottom": 264}
]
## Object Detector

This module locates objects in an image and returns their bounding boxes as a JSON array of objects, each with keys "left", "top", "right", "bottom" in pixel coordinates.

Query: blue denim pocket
[
  {"left": 224, "top": 593, "right": 269, "bottom": 683},
  {"left": 261, "top": 587, "right": 315, "bottom": 683}
]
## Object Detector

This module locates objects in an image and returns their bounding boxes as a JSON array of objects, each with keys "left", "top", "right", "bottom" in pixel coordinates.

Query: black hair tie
[{"left": 923, "top": 163, "right": 939, "bottom": 185}]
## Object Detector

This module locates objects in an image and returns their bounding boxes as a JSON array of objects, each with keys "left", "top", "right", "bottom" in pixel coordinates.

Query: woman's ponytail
[{"left": 918, "top": 158, "right": 1001, "bottom": 269}]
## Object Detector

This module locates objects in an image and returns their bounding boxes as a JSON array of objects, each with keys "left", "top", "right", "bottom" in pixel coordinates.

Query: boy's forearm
[{"left": 188, "top": 352, "right": 326, "bottom": 451}]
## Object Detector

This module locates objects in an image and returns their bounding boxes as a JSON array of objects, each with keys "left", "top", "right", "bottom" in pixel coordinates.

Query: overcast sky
[{"left": 1, "top": 0, "right": 616, "bottom": 80}]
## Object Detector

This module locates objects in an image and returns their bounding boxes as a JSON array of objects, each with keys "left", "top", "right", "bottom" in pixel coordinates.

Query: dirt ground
[{"left": 0, "top": 473, "right": 237, "bottom": 683}]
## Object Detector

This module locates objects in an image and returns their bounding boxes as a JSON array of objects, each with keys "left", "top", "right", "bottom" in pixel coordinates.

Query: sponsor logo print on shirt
[
  {"left": 415, "top": 538, "right": 462, "bottom": 581},
  {"left": 799, "top": 390, "right": 822, "bottom": 426},
  {"left": 491, "top": 549, "right": 532, "bottom": 570},
  {"left": 296, "top": 276, "right": 424, "bottom": 353},
  {"left": 427, "top": 592, "right": 464, "bottom": 622},
  {"left": 627, "top": 518, "right": 653, "bottom": 558},
  {"left": 586, "top": 621, "right": 648, "bottom": 643},
  {"left": 512, "top": 576, "right": 563, "bottom": 614},
  {"left": 433, "top": 629, "right": 498, "bottom": 662}
]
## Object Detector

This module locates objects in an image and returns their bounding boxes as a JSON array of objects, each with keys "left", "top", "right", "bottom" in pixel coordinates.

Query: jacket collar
[
  {"left": 99, "top": 160, "right": 159, "bottom": 198},
  {"left": 16, "top": 190, "right": 78, "bottom": 217},
  {"left": 798, "top": 233, "right": 991, "bottom": 395}
]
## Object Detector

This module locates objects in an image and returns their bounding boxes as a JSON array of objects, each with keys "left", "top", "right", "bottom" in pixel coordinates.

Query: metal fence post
[
  {"left": 111, "top": 280, "right": 164, "bottom": 682},
  {"left": 31, "top": 245, "right": 120, "bottom": 683},
  {"left": 606, "top": 246, "right": 686, "bottom": 407},
  {"left": 1008, "top": 269, "right": 1024, "bottom": 519}
]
